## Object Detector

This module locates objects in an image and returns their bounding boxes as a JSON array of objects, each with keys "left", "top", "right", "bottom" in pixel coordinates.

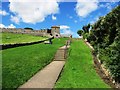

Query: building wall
[
  {"left": 51, "top": 26, "right": 60, "bottom": 37},
  {"left": 51, "top": 27, "right": 60, "bottom": 34}
]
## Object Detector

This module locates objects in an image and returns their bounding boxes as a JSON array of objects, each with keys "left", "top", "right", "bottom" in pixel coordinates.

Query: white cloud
[
  {"left": 0, "top": 24, "right": 16, "bottom": 28},
  {"left": 9, "top": 0, "right": 59, "bottom": 24},
  {"left": 61, "top": 29, "right": 73, "bottom": 35},
  {"left": 75, "top": 0, "right": 98, "bottom": 18},
  {"left": 11, "top": 15, "right": 20, "bottom": 24},
  {"left": 60, "top": 25, "right": 70, "bottom": 30},
  {"left": 60, "top": 25, "right": 73, "bottom": 35},
  {"left": 8, "top": 24, "right": 16, "bottom": 28},
  {"left": 0, "top": 24, "right": 6, "bottom": 28},
  {"left": 0, "top": 10, "right": 8, "bottom": 16},
  {"left": 52, "top": 15, "right": 57, "bottom": 20}
]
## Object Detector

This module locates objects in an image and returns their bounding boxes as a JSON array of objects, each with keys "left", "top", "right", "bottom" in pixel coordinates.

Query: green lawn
[
  {"left": 55, "top": 39, "right": 110, "bottom": 88},
  {"left": 1, "top": 32, "right": 47, "bottom": 44},
  {"left": 2, "top": 38, "right": 68, "bottom": 88}
]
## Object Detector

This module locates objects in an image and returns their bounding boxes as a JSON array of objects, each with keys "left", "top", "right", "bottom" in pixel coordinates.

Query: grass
[
  {"left": 55, "top": 39, "right": 110, "bottom": 88},
  {"left": 0, "top": 51, "right": 1, "bottom": 89},
  {"left": 2, "top": 38, "right": 68, "bottom": 88},
  {"left": 1, "top": 32, "right": 47, "bottom": 44}
]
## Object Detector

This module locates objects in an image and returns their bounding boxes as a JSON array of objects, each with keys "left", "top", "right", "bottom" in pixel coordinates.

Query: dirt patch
[{"left": 92, "top": 51, "right": 116, "bottom": 88}]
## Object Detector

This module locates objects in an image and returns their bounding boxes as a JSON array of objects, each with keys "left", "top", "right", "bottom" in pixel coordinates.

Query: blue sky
[{"left": 0, "top": 0, "right": 119, "bottom": 37}]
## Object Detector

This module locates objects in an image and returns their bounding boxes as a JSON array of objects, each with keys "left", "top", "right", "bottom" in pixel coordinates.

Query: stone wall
[
  {"left": 0, "top": 28, "right": 50, "bottom": 37},
  {"left": 1, "top": 38, "right": 52, "bottom": 50},
  {"left": 0, "top": 26, "right": 61, "bottom": 37}
]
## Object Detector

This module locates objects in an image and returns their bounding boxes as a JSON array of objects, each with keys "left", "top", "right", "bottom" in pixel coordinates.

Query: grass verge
[
  {"left": 55, "top": 39, "right": 110, "bottom": 88},
  {"left": 2, "top": 38, "right": 68, "bottom": 88},
  {"left": 1, "top": 32, "right": 47, "bottom": 44}
]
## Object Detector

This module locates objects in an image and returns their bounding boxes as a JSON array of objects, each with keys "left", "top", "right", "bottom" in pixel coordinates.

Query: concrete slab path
[
  {"left": 18, "top": 45, "right": 69, "bottom": 89},
  {"left": 19, "top": 61, "right": 65, "bottom": 89}
]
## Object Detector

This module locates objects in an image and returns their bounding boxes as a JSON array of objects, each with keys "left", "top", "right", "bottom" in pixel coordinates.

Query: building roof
[{"left": 51, "top": 26, "right": 60, "bottom": 28}]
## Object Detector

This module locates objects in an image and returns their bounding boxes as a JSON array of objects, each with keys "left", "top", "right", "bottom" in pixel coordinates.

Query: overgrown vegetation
[
  {"left": 2, "top": 38, "right": 68, "bottom": 88},
  {"left": 55, "top": 40, "right": 109, "bottom": 88},
  {"left": 77, "top": 24, "right": 90, "bottom": 39},
  {"left": 78, "top": 6, "right": 120, "bottom": 83},
  {"left": 1, "top": 32, "right": 47, "bottom": 44},
  {"left": 77, "top": 30, "right": 83, "bottom": 36}
]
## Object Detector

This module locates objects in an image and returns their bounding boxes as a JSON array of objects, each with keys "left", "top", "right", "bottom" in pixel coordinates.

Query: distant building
[
  {"left": 1, "top": 26, "right": 61, "bottom": 38},
  {"left": 51, "top": 26, "right": 60, "bottom": 37}
]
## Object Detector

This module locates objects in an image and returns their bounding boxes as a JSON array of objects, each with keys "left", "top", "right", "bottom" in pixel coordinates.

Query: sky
[{"left": 0, "top": 0, "right": 120, "bottom": 37}]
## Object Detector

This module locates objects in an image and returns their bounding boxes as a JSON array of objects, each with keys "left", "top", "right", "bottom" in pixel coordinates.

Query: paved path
[
  {"left": 19, "top": 61, "right": 65, "bottom": 89},
  {"left": 18, "top": 45, "right": 69, "bottom": 89},
  {"left": 54, "top": 46, "right": 69, "bottom": 61}
]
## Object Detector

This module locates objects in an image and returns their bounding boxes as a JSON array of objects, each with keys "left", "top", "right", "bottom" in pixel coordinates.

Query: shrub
[{"left": 87, "top": 6, "right": 120, "bottom": 82}]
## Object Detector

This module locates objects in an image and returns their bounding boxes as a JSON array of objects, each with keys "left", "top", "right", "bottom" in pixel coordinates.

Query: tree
[
  {"left": 87, "top": 5, "right": 120, "bottom": 82},
  {"left": 82, "top": 23, "right": 91, "bottom": 33},
  {"left": 24, "top": 27, "right": 33, "bottom": 30},
  {"left": 77, "top": 30, "right": 83, "bottom": 36}
]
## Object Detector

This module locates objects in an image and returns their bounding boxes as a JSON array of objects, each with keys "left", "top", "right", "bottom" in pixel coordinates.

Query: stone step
[
  {"left": 55, "top": 52, "right": 64, "bottom": 55},
  {"left": 55, "top": 53, "right": 65, "bottom": 57},
  {"left": 55, "top": 58, "right": 65, "bottom": 60},
  {"left": 54, "top": 46, "right": 67, "bottom": 61},
  {"left": 56, "top": 50, "right": 65, "bottom": 52},
  {"left": 55, "top": 53, "right": 64, "bottom": 56},
  {"left": 54, "top": 59, "right": 65, "bottom": 61},
  {"left": 55, "top": 56, "right": 64, "bottom": 58}
]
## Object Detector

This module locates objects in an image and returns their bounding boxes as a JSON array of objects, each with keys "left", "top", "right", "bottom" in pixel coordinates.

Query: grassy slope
[
  {"left": 2, "top": 38, "right": 68, "bottom": 88},
  {"left": 55, "top": 39, "right": 110, "bottom": 88},
  {"left": 1, "top": 32, "right": 47, "bottom": 44}
]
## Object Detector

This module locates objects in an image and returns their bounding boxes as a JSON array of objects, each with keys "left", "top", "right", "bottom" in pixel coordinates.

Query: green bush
[
  {"left": 108, "top": 27, "right": 120, "bottom": 82},
  {"left": 83, "top": 33, "right": 89, "bottom": 39},
  {"left": 88, "top": 6, "right": 120, "bottom": 82}
]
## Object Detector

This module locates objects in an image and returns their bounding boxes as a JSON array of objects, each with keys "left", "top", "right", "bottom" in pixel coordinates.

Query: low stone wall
[{"left": 1, "top": 38, "right": 53, "bottom": 50}]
